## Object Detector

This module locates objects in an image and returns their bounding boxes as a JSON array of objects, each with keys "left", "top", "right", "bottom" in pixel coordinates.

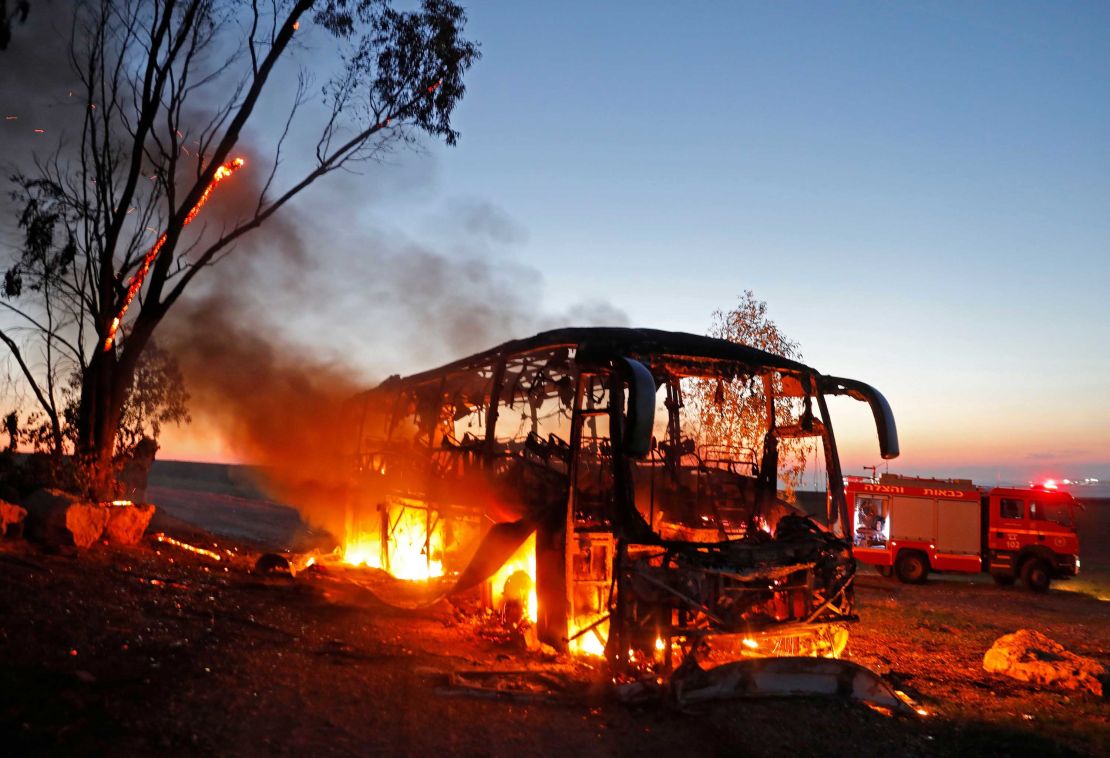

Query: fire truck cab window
[
  {"left": 999, "top": 497, "right": 1024, "bottom": 519},
  {"left": 853, "top": 495, "right": 889, "bottom": 548},
  {"left": 1029, "top": 500, "right": 1075, "bottom": 528}
]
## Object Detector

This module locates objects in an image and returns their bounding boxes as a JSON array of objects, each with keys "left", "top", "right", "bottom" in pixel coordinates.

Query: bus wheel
[
  {"left": 991, "top": 573, "right": 1016, "bottom": 586},
  {"left": 877, "top": 566, "right": 894, "bottom": 578},
  {"left": 895, "top": 551, "right": 928, "bottom": 584},
  {"left": 1021, "top": 558, "right": 1051, "bottom": 593}
]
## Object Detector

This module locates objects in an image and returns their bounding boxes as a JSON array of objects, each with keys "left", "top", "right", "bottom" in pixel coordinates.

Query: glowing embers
[
  {"left": 103, "top": 157, "right": 246, "bottom": 352},
  {"left": 701, "top": 625, "right": 850, "bottom": 663},
  {"left": 153, "top": 532, "right": 222, "bottom": 561},
  {"left": 343, "top": 503, "right": 445, "bottom": 582},
  {"left": 489, "top": 532, "right": 537, "bottom": 624}
]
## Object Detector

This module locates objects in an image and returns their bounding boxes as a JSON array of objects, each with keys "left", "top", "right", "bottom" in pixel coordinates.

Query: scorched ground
[{"left": 0, "top": 501, "right": 1106, "bottom": 757}]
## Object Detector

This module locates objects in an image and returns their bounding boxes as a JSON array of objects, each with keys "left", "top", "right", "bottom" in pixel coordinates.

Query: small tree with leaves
[{"left": 1, "top": 0, "right": 479, "bottom": 495}]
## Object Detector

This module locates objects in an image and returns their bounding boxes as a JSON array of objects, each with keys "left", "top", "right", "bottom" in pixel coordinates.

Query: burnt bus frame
[{"left": 350, "top": 328, "right": 898, "bottom": 661}]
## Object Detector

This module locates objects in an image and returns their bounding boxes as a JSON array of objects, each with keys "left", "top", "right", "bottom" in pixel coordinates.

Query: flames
[
  {"left": 570, "top": 623, "right": 607, "bottom": 657},
  {"left": 104, "top": 157, "right": 246, "bottom": 352},
  {"left": 489, "top": 532, "right": 537, "bottom": 623},
  {"left": 334, "top": 512, "right": 844, "bottom": 666},
  {"left": 341, "top": 510, "right": 540, "bottom": 626},
  {"left": 342, "top": 505, "right": 445, "bottom": 582},
  {"left": 568, "top": 599, "right": 610, "bottom": 657},
  {"left": 338, "top": 510, "right": 603, "bottom": 657},
  {"left": 333, "top": 517, "right": 847, "bottom": 667}
]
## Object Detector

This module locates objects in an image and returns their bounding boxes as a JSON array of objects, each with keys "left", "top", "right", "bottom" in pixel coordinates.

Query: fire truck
[{"left": 847, "top": 474, "right": 1081, "bottom": 591}]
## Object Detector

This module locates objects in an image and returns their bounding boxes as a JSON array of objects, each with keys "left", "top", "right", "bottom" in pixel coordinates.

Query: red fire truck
[{"left": 846, "top": 474, "right": 1081, "bottom": 591}]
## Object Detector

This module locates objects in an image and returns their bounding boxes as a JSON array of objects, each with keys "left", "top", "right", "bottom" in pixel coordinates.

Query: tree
[
  {"left": 111, "top": 340, "right": 189, "bottom": 456},
  {"left": 16, "top": 340, "right": 189, "bottom": 458},
  {"left": 1, "top": 0, "right": 479, "bottom": 495},
  {"left": 690, "top": 291, "right": 811, "bottom": 501}
]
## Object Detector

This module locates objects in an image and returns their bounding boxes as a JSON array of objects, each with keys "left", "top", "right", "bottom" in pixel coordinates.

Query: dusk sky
[
  {"left": 411, "top": 1, "right": 1110, "bottom": 485},
  {"left": 4, "top": 1, "right": 1109, "bottom": 485}
]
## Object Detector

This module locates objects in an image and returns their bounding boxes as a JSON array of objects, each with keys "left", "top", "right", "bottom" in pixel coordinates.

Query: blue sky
[
  {"left": 436, "top": 1, "right": 1108, "bottom": 325},
  {"left": 287, "top": 1, "right": 1107, "bottom": 482}
]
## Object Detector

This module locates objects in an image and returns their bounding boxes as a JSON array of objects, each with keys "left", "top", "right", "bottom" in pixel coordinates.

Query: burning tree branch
[{"left": 103, "top": 157, "right": 245, "bottom": 352}]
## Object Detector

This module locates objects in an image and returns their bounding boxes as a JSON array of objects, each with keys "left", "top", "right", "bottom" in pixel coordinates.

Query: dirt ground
[{"left": 1, "top": 492, "right": 1107, "bottom": 757}]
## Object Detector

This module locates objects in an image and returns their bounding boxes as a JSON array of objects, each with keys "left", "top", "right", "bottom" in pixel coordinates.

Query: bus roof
[{"left": 381, "top": 326, "right": 814, "bottom": 388}]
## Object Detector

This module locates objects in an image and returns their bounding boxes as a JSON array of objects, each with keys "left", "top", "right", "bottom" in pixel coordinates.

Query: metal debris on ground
[{"left": 668, "top": 656, "right": 923, "bottom": 716}]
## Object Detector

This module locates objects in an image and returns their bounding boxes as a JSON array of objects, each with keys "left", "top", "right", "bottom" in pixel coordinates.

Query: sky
[{"left": 3, "top": 1, "right": 1109, "bottom": 486}]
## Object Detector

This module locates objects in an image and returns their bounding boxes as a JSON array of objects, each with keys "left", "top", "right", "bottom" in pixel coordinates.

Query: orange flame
[
  {"left": 344, "top": 506, "right": 445, "bottom": 581},
  {"left": 153, "top": 532, "right": 222, "bottom": 561},
  {"left": 569, "top": 620, "right": 607, "bottom": 658},
  {"left": 489, "top": 532, "right": 537, "bottom": 623},
  {"left": 104, "top": 158, "right": 245, "bottom": 352}
]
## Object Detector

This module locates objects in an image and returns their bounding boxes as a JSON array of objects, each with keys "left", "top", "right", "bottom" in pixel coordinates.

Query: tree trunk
[
  {"left": 75, "top": 351, "right": 123, "bottom": 497},
  {"left": 75, "top": 314, "right": 161, "bottom": 497},
  {"left": 74, "top": 351, "right": 141, "bottom": 496}
]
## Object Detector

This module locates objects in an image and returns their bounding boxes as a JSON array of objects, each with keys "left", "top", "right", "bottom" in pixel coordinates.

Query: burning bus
[{"left": 341, "top": 327, "right": 898, "bottom": 675}]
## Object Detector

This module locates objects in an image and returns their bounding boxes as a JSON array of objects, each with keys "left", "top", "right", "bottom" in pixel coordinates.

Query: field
[{"left": 0, "top": 466, "right": 1105, "bottom": 756}]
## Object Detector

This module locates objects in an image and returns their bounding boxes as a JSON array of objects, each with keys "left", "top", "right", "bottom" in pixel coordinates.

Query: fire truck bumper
[{"left": 1056, "top": 554, "right": 1080, "bottom": 577}]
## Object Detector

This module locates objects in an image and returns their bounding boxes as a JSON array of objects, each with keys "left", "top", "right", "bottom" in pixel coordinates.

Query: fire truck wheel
[
  {"left": 991, "top": 573, "right": 1016, "bottom": 586},
  {"left": 1020, "top": 558, "right": 1051, "bottom": 593},
  {"left": 895, "top": 551, "right": 928, "bottom": 584}
]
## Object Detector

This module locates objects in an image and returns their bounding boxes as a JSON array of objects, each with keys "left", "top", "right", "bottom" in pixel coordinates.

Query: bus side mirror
[
  {"left": 822, "top": 376, "right": 900, "bottom": 460},
  {"left": 620, "top": 358, "right": 656, "bottom": 458}
]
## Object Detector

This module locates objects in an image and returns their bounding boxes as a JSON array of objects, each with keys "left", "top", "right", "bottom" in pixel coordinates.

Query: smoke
[
  {"left": 164, "top": 291, "right": 361, "bottom": 539},
  {"left": 162, "top": 182, "right": 627, "bottom": 539}
]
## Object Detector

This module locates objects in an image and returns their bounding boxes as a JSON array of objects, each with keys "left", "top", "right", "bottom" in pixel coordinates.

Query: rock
[
  {"left": 65, "top": 504, "right": 111, "bottom": 549},
  {"left": 23, "top": 488, "right": 83, "bottom": 545},
  {"left": 23, "top": 489, "right": 133, "bottom": 549},
  {"left": 0, "top": 500, "right": 27, "bottom": 538},
  {"left": 983, "top": 629, "right": 1104, "bottom": 696},
  {"left": 105, "top": 503, "right": 155, "bottom": 545},
  {"left": 254, "top": 553, "right": 294, "bottom": 577}
]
